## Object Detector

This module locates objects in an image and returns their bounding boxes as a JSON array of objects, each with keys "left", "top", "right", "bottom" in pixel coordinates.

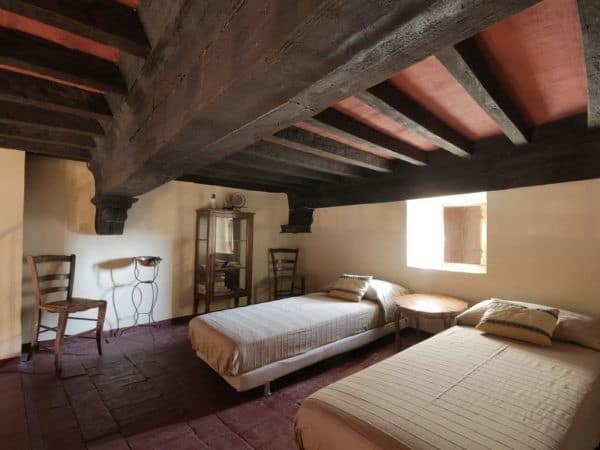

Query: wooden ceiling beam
[
  {"left": 177, "top": 174, "right": 284, "bottom": 193},
  {"left": 0, "top": 135, "right": 90, "bottom": 161},
  {"left": 578, "top": 0, "right": 600, "bottom": 128},
  {"left": 306, "top": 108, "right": 427, "bottom": 165},
  {"left": 0, "top": 69, "right": 112, "bottom": 119},
  {"left": 0, "top": 0, "right": 150, "bottom": 57},
  {"left": 225, "top": 153, "right": 341, "bottom": 183},
  {"left": 94, "top": 0, "right": 539, "bottom": 199},
  {"left": 436, "top": 38, "right": 530, "bottom": 145},
  {"left": 245, "top": 142, "right": 365, "bottom": 179},
  {"left": 214, "top": 162, "right": 321, "bottom": 187},
  {"left": 0, "top": 122, "right": 95, "bottom": 148},
  {"left": 295, "top": 114, "right": 600, "bottom": 209},
  {"left": 0, "top": 28, "right": 127, "bottom": 94},
  {"left": 265, "top": 127, "right": 394, "bottom": 173},
  {"left": 0, "top": 99, "right": 104, "bottom": 136},
  {"left": 192, "top": 168, "right": 298, "bottom": 190},
  {"left": 356, "top": 82, "right": 472, "bottom": 157}
]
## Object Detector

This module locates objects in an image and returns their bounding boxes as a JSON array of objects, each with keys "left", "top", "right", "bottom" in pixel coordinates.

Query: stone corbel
[
  {"left": 281, "top": 206, "right": 314, "bottom": 233},
  {"left": 91, "top": 195, "right": 138, "bottom": 235}
]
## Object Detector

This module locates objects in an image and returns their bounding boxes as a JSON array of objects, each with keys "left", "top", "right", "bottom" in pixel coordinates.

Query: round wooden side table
[{"left": 394, "top": 293, "right": 469, "bottom": 351}]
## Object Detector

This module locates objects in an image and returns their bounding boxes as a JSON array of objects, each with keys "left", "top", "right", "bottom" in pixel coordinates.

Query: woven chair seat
[{"left": 40, "top": 298, "right": 107, "bottom": 313}]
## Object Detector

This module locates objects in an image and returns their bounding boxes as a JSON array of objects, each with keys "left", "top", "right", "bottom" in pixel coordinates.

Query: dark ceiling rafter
[
  {"left": 94, "top": 0, "right": 539, "bottom": 202},
  {"left": 192, "top": 168, "right": 298, "bottom": 191},
  {"left": 0, "top": 135, "right": 90, "bottom": 161},
  {"left": 245, "top": 142, "right": 365, "bottom": 179},
  {"left": 265, "top": 127, "right": 394, "bottom": 173},
  {"left": 577, "top": 0, "right": 600, "bottom": 128},
  {"left": 0, "top": 27, "right": 127, "bottom": 94},
  {"left": 306, "top": 108, "right": 428, "bottom": 166},
  {"left": 225, "top": 153, "right": 341, "bottom": 183},
  {"left": 212, "top": 161, "right": 322, "bottom": 187},
  {"left": 296, "top": 114, "right": 600, "bottom": 209},
  {"left": 356, "top": 82, "right": 472, "bottom": 157},
  {"left": 436, "top": 37, "right": 530, "bottom": 145},
  {"left": 0, "top": 68, "right": 112, "bottom": 119},
  {"left": 0, "top": 99, "right": 104, "bottom": 136},
  {"left": 0, "top": 122, "right": 96, "bottom": 148},
  {"left": 177, "top": 174, "right": 284, "bottom": 194},
  {"left": 0, "top": 0, "right": 150, "bottom": 57}
]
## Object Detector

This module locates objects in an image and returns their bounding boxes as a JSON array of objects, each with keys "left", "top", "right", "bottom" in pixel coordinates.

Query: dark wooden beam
[
  {"left": 0, "top": 69, "right": 112, "bottom": 119},
  {"left": 578, "top": 0, "right": 600, "bottom": 127},
  {"left": 177, "top": 174, "right": 284, "bottom": 193},
  {"left": 306, "top": 108, "right": 427, "bottom": 165},
  {"left": 225, "top": 153, "right": 341, "bottom": 183},
  {"left": 95, "top": 0, "right": 539, "bottom": 198},
  {"left": 0, "top": 28, "right": 127, "bottom": 94},
  {"left": 194, "top": 168, "right": 297, "bottom": 190},
  {"left": 0, "top": 100, "right": 104, "bottom": 136},
  {"left": 356, "top": 82, "right": 471, "bottom": 157},
  {"left": 0, "top": 0, "right": 150, "bottom": 57},
  {"left": 0, "top": 123, "right": 95, "bottom": 148},
  {"left": 296, "top": 114, "right": 600, "bottom": 209},
  {"left": 214, "top": 162, "right": 320, "bottom": 187},
  {"left": 0, "top": 135, "right": 90, "bottom": 161},
  {"left": 245, "top": 142, "right": 365, "bottom": 179},
  {"left": 265, "top": 127, "right": 393, "bottom": 173},
  {"left": 436, "top": 38, "right": 530, "bottom": 145}
]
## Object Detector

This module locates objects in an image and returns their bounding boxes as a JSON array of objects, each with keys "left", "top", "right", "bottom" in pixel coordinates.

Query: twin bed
[{"left": 189, "top": 288, "right": 600, "bottom": 449}]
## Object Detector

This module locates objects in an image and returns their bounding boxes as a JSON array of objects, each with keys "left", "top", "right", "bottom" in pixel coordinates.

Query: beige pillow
[
  {"left": 457, "top": 298, "right": 600, "bottom": 351},
  {"left": 364, "top": 279, "right": 410, "bottom": 303},
  {"left": 476, "top": 301, "right": 559, "bottom": 346},
  {"left": 328, "top": 274, "right": 372, "bottom": 302}
]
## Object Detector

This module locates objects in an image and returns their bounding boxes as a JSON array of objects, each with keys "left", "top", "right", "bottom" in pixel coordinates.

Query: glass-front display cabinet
[{"left": 194, "top": 209, "right": 254, "bottom": 314}]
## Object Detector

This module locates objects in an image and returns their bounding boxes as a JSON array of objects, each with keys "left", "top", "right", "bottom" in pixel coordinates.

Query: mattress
[
  {"left": 295, "top": 326, "right": 600, "bottom": 450},
  {"left": 189, "top": 292, "right": 386, "bottom": 376}
]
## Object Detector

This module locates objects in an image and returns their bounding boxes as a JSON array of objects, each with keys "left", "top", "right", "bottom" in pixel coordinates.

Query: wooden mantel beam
[
  {"left": 93, "top": 0, "right": 539, "bottom": 200},
  {"left": 0, "top": 0, "right": 150, "bottom": 57},
  {"left": 306, "top": 108, "right": 428, "bottom": 166},
  {"left": 294, "top": 115, "right": 600, "bottom": 209},
  {"left": 0, "top": 27, "right": 127, "bottom": 94},
  {"left": 578, "top": 0, "right": 600, "bottom": 128},
  {"left": 356, "top": 82, "right": 472, "bottom": 157},
  {"left": 0, "top": 135, "right": 90, "bottom": 161},
  {"left": 436, "top": 38, "right": 530, "bottom": 145}
]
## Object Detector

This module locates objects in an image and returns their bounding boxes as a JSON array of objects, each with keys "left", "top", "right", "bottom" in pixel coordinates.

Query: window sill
[{"left": 408, "top": 262, "right": 487, "bottom": 274}]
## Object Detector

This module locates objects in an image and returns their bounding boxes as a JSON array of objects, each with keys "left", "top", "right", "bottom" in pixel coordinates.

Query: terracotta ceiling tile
[{"left": 476, "top": 0, "right": 586, "bottom": 126}]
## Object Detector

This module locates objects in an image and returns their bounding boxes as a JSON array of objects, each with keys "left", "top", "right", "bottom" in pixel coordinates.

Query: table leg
[
  {"left": 415, "top": 315, "right": 421, "bottom": 341},
  {"left": 395, "top": 309, "right": 401, "bottom": 352}
]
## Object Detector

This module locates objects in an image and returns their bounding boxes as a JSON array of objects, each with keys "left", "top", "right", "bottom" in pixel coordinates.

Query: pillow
[
  {"left": 457, "top": 298, "right": 600, "bottom": 351},
  {"left": 476, "top": 301, "right": 559, "bottom": 346},
  {"left": 554, "top": 310, "right": 600, "bottom": 351},
  {"left": 328, "top": 274, "right": 372, "bottom": 302},
  {"left": 364, "top": 279, "right": 410, "bottom": 303}
]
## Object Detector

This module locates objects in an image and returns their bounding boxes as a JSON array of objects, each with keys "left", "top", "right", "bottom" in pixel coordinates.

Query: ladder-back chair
[
  {"left": 27, "top": 254, "right": 107, "bottom": 372},
  {"left": 269, "top": 248, "right": 305, "bottom": 300}
]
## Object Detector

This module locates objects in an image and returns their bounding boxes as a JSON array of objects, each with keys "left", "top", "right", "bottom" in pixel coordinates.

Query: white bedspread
[
  {"left": 189, "top": 293, "right": 388, "bottom": 376},
  {"left": 295, "top": 326, "right": 600, "bottom": 450}
]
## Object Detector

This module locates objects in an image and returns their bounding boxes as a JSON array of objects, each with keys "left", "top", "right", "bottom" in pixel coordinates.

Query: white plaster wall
[
  {"left": 0, "top": 148, "right": 25, "bottom": 359},
  {"left": 296, "top": 179, "right": 600, "bottom": 318},
  {"left": 21, "top": 156, "right": 294, "bottom": 342}
]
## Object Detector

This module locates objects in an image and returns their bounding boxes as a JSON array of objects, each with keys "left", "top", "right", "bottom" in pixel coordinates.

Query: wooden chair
[
  {"left": 26, "top": 254, "right": 107, "bottom": 372},
  {"left": 268, "top": 248, "right": 305, "bottom": 300}
]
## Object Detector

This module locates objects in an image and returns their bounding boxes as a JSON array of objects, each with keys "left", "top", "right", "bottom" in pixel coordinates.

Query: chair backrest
[
  {"left": 27, "top": 254, "right": 76, "bottom": 307},
  {"left": 269, "top": 248, "right": 299, "bottom": 297}
]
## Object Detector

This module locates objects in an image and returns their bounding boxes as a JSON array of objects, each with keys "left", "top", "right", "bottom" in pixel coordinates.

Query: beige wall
[
  {"left": 22, "top": 156, "right": 294, "bottom": 341},
  {"left": 297, "top": 179, "right": 600, "bottom": 318},
  {"left": 0, "top": 149, "right": 25, "bottom": 359}
]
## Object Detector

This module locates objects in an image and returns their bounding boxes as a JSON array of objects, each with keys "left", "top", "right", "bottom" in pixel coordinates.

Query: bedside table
[{"left": 394, "top": 293, "right": 469, "bottom": 351}]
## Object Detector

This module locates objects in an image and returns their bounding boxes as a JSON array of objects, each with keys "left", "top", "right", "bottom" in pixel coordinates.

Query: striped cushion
[
  {"left": 476, "top": 300, "right": 559, "bottom": 346},
  {"left": 328, "top": 274, "right": 372, "bottom": 302}
]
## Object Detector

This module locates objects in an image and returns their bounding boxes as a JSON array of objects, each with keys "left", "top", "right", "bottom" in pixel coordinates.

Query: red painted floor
[{"left": 0, "top": 321, "right": 415, "bottom": 450}]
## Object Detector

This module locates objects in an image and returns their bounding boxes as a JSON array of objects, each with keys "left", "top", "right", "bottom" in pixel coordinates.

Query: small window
[{"left": 407, "top": 192, "right": 487, "bottom": 273}]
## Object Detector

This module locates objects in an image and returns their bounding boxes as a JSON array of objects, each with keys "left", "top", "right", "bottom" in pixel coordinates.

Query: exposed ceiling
[{"left": 0, "top": 0, "right": 598, "bottom": 234}]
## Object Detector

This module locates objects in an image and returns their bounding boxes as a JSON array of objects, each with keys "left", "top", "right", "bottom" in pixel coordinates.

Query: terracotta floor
[{"left": 0, "top": 320, "right": 418, "bottom": 450}]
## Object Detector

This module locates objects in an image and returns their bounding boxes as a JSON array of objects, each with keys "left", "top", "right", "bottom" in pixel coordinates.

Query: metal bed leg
[{"left": 263, "top": 382, "right": 272, "bottom": 397}]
